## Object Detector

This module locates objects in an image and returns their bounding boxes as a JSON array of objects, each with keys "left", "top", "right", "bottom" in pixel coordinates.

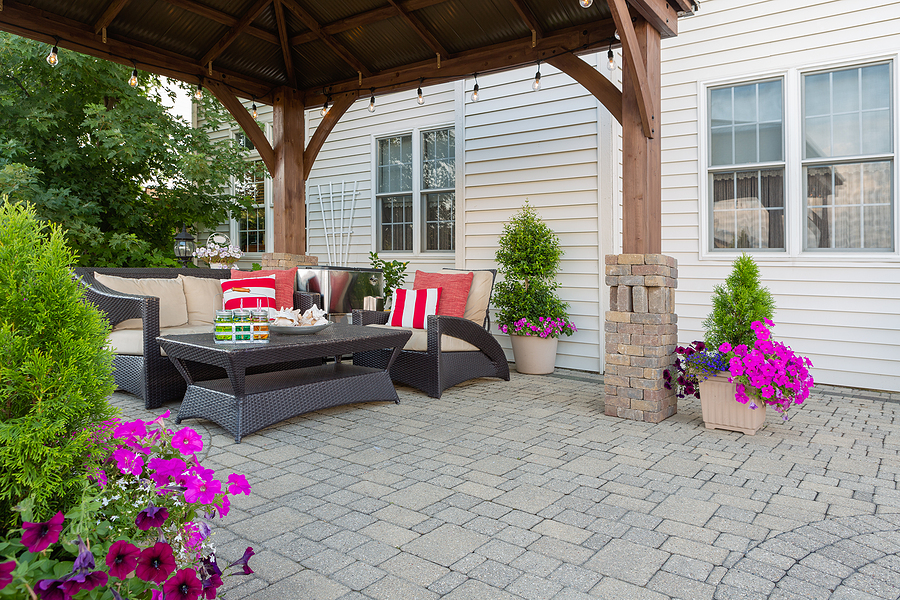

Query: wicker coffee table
[{"left": 157, "top": 325, "right": 411, "bottom": 442}]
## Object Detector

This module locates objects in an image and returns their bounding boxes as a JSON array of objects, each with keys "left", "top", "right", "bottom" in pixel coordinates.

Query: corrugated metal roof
[
  {"left": 415, "top": 0, "right": 528, "bottom": 55},
  {"left": 336, "top": 15, "right": 434, "bottom": 73}
]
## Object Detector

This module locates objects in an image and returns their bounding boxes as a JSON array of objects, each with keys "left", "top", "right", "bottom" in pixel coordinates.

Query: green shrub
[
  {"left": 702, "top": 254, "right": 776, "bottom": 350},
  {"left": 0, "top": 199, "right": 116, "bottom": 528}
]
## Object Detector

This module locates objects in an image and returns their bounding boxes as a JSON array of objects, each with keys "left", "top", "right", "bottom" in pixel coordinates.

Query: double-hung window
[
  {"left": 236, "top": 162, "right": 266, "bottom": 253},
  {"left": 376, "top": 127, "right": 456, "bottom": 253},
  {"left": 708, "top": 79, "right": 785, "bottom": 250},
  {"left": 803, "top": 63, "right": 893, "bottom": 250}
]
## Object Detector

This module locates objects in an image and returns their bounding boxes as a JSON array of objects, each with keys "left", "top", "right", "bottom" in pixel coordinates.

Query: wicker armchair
[
  {"left": 74, "top": 268, "right": 319, "bottom": 409},
  {"left": 348, "top": 268, "right": 510, "bottom": 398}
]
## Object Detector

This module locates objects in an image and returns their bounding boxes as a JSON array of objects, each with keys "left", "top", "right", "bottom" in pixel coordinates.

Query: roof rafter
[
  {"left": 162, "top": 0, "right": 279, "bottom": 46},
  {"left": 93, "top": 0, "right": 129, "bottom": 34},
  {"left": 386, "top": 0, "right": 449, "bottom": 59},
  {"left": 627, "top": 0, "right": 678, "bottom": 38},
  {"left": 279, "top": 0, "right": 372, "bottom": 77},
  {"left": 272, "top": 0, "right": 296, "bottom": 88},
  {"left": 200, "top": 0, "right": 272, "bottom": 68},
  {"left": 506, "top": 0, "right": 543, "bottom": 43}
]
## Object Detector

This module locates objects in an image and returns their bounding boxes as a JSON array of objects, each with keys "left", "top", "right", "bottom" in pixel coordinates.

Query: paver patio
[{"left": 110, "top": 370, "right": 900, "bottom": 599}]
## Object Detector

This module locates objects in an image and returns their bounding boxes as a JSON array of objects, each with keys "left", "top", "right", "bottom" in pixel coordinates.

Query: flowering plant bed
[
  {"left": 193, "top": 243, "right": 242, "bottom": 267},
  {"left": 0, "top": 412, "right": 254, "bottom": 599},
  {"left": 499, "top": 317, "right": 577, "bottom": 339},
  {"left": 664, "top": 340, "right": 730, "bottom": 399}
]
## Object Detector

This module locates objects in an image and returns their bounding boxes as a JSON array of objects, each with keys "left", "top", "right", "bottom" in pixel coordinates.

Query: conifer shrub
[
  {"left": 702, "top": 254, "right": 776, "bottom": 350},
  {"left": 0, "top": 199, "right": 116, "bottom": 527}
]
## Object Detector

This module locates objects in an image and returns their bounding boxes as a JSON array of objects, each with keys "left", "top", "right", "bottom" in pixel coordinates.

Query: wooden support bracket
[
  {"left": 303, "top": 92, "right": 357, "bottom": 181},
  {"left": 547, "top": 52, "right": 622, "bottom": 125},
  {"left": 205, "top": 79, "right": 276, "bottom": 175},
  {"left": 609, "top": 0, "right": 655, "bottom": 139}
]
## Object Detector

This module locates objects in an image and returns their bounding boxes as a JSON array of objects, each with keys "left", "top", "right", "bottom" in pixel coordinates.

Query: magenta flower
[
  {"left": 21, "top": 511, "right": 64, "bottom": 553},
  {"left": 148, "top": 457, "right": 187, "bottom": 488},
  {"left": 61, "top": 570, "right": 108, "bottom": 595},
  {"left": 163, "top": 568, "right": 202, "bottom": 600},
  {"left": 135, "top": 503, "right": 170, "bottom": 530},
  {"left": 184, "top": 476, "right": 221, "bottom": 505},
  {"left": 172, "top": 428, "right": 203, "bottom": 455},
  {"left": 106, "top": 540, "right": 140, "bottom": 580},
  {"left": 214, "top": 494, "right": 231, "bottom": 518},
  {"left": 35, "top": 578, "right": 67, "bottom": 600},
  {"left": 0, "top": 561, "right": 15, "bottom": 590},
  {"left": 228, "top": 547, "right": 255, "bottom": 575},
  {"left": 136, "top": 542, "right": 176, "bottom": 584},
  {"left": 113, "top": 419, "right": 147, "bottom": 442},
  {"left": 227, "top": 474, "right": 251, "bottom": 495},
  {"left": 112, "top": 447, "right": 144, "bottom": 476}
]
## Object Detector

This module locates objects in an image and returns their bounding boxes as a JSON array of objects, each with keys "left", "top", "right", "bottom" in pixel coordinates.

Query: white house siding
[{"left": 660, "top": 0, "right": 900, "bottom": 391}]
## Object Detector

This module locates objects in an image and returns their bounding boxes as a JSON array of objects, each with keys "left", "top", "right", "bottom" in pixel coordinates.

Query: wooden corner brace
[{"left": 608, "top": 0, "right": 655, "bottom": 139}]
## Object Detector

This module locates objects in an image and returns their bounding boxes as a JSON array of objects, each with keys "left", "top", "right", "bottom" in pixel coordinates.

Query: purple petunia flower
[
  {"left": 163, "top": 568, "right": 202, "bottom": 600},
  {"left": 136, "top": 542, "right": 177, "bottom": 584},
  {"left": 21, "top": 511, "right": 64, "bottom": 553},
  {"left": 135, "top": 503, "right": 169, "bottom": 530},
  {"left": 106, "top": 540, "right": 140, "bottom": 580},
  {"left": 61, "top": 570, "right": 108, "bottom": 595},
  {"left": 172, "top": 428, "right": 203, "bottom": 455},
  {"left": 0, "top": 561, "right": 14, "bottom": 590},
  {"left": 228, "top": 547, "right": 255, "bottom": 575},
  {"left": 35, "top": 578, "right": 67, "bottom": 600},
  {"left": 227, "top": 474, "right": 251, "bottom": 496}
]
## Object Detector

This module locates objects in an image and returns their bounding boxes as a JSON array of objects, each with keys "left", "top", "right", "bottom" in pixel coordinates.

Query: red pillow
[
  {"left": 413, "top": 271, "right": 474, "bottom": 318},
  {"left": 222, "top": 276, "right": 276, "bottom": 312},
  {"left": 389, "top": 288, "right": 441, "bottom": 329},
  {"left": 231, "top": 267, "right": 297, "bottom": 310}
]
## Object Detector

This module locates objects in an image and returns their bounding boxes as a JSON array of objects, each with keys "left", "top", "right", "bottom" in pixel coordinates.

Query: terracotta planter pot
[
  {"left": 509, "top": 335, "right": 558, "bottom": 374},
  {"left": 698, "top": 373, "right": 767, "bottom": 435}
]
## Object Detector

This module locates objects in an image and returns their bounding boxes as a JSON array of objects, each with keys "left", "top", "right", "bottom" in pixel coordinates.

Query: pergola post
[{"left": 272, "top": 86, "right": 307, "bottom": 256}]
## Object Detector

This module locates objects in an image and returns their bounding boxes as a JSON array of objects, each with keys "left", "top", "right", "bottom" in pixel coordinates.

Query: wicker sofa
[
  {"left": 348, "top": 269, "right": 510, "bottom": 398},
  {"left": 74, "top": 267, "right": 317, "bottom": 409}
]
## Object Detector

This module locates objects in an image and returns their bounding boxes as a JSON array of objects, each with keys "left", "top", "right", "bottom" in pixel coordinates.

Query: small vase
[
  {"left": 509, "top": 334, "right": 558, "bottom": 374},
  {"left": 698, "top": 373, "right": 767, "bottom": 435}
]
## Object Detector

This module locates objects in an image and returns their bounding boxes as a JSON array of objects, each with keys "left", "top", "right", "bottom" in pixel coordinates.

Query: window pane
[
  {"left": 734, "top": 209, "right": 761, "bottom": 248},
  {"left": 862, "top": 109, "right": 891, "bottom": 155},
  {"left": 422, "top": 128, "right": 455, "bottom": 191},
  {"left": 713, "top": 208, "right": 735, "bottom": 248},
  {"left": 760, "top": 169, "right": 784, "bottom": 208},
  {"left": 711, "top": 169, "right": 784, "bottom": 250},
  {"left": 733, "top": 84, "right": 757, "bottom": 124},
  {"left": 758, "top": 122, "right": 782, "bottom": 162},
  {"left": 710, "top": 87, "right": 732, "bottom": 127},
  {"left": 709, "top": 80, "right": 782, "bottom": 168},
  {"left": 833, "top": 206, "right": 860, "bottom": 248},
  {"left": 379, "top": 195, "right": 413, "bottom": 251},
  {"left": 832, "top": 113, "right": 860, "bottom": 156},
  {"left": 424, "top": 192, "right": 455, "bottom": 251},
  {"left": 758, "top": 80, "right": 782, "bottom": 122},
  {"left": 833, "top": 164, "right": 860, "bottom": 206},
  {"left": 864, "top": 205, "right": 892, "bottom": 248},
  {"left": 862, "top": 64, "right": 891, "bottom": 110},
  {"left": 376, "top": 135, "right": 412, "bottom": 194},
  {"left": 832, "top": 69, "right": 859, "bottom": 113},
  {"left": 734, "top": 125, "right": 757, "bottom": 164},
  {"left": 710, "top": 129, "right": 733, "bottom": 166},
  {"left": 805, "top": 116, "right": 831, "bottom": 158},
  {"left": 807, "top": 207, "right": 830, "bottom": 248},
  {"left": 863, "top": 161, "right": 891, "bottom": 204},
  {"left": 805, "top": 73, "right": 830, "bottom": 117}
]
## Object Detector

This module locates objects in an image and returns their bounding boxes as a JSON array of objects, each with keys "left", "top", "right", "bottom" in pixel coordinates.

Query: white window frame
[
  {"left": 229, "top": 126, "right": 273, "bottom": 257},
  {"left": 698, "top": 54, "right": 900, "bottom": 262},
  {"left": 371, "top": 123, "right": 457, "bottom": 256}
]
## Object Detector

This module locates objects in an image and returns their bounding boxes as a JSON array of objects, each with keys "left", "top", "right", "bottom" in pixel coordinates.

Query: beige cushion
[
  {"left": 368, "top": 324, "right": 479, "bottom": 352},
  {"left": 178, "top": 275, "right": 224, "bottom": 325},
  {"left": 107, "top": 324, "right": 213, "bottom": 356},
  {"left": 95, "top": 274, "right": 189, "bottom": 330},
  {"left": 442, "top": 269, "right": 493, "bottom": 326}
]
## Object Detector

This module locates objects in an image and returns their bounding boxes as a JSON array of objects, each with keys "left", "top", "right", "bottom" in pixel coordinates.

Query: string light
[
  {"left": 532, "top": 62, "right": 541, "bottom": 91},
  {"left": 368, "top": 88, "right": 376, "bottom": 113},
  {"left": 321, "top": 94, "right": 331, "bottom": 117},
  {"left": 579, "top": 0, "right": 593, "bottom": 7},
  {"left": 195, "top": 79, "right": 203, "bottom": 100},
  {"left": 607, "top": 42, "right": 615, "bottom": 72},
  {"left": 46, "top": 38, "right": 59, "bottom": 67},
  {"left": 417, "top": 79, "right": 425, "bottom": 105},
  {"left": 128, "top": 63, "right": 138, "bottom": 87},
  {"left": 471, "top": 73, "right": 479, "bottom": 102},
  {"left": 251, "top": 98, "right": 258, "bottom": 119}
]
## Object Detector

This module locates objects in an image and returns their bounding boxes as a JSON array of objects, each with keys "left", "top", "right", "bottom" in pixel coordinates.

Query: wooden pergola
[{"left": 0, "top": 0, "right": 696, "bottom": 256}]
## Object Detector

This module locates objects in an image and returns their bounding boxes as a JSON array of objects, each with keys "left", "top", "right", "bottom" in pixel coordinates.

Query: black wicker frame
[
  {"left": 346, "top": 268, "right": 510, "bottom": 398},
  {"left": 74, "top": 267, "right": 320, "bottom": 409}
]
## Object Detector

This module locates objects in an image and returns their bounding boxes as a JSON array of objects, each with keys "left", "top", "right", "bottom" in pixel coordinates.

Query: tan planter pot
[
  {"left": 509, "top": 335, "right": 558, "bottom": 374},
  {"left": 698, "top": 373, "right": 767, "bottom": 435}
]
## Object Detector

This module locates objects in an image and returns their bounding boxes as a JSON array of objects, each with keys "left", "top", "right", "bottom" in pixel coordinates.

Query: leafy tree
[
  {"left": 702, "top": 254, "right": 776, "bottom": 349},
  {"left": 0, "top": 34, "right": 262, "bottom": 267}
]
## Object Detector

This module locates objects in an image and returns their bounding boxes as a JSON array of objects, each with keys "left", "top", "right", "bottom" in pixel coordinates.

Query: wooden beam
[
  {"left": 272, "top": 0, "right": 296, "bottom": 88},
  {"left": 506, "top": 0, "right": 543, "bottom": 42},
  {"left": 386, "top": 0, "right": 448, "bottom": 59},
  {"left": 200, "top": 0, "right": 271, "bottom": 68},
  {"left": 279, "top": 0, "right": 372, "bottom": 77},
  {"left": 621, "top": 18, "right": 662, "bottom": 254},
  {"left": 609, "top": 0, "right": 654, "bottom": 138},
  {"left": 205, "top": 79, "right": 276, "bottom": 175},
  {"left": 272, "top": 87, "right": 306, "bottom": 255},
  {"left": 303, "top": 92, "right": 357, "bottom": 181},
  {"left": 627, "top": 0, "right": 678, "bottom": 38},
  {"left": 0, "top": 2, "right": 272, "bottom": 101},
  {"left": 163, "top": 0, "right": 279, "bottom": 46},
  {"left": 93, "top": 0, "right": 128, "bottom": 34},
  {"left": 547, "top": 53, "right": 621, "bottom": 124},
  {"left": 669, "top": 0, "right": 695, "bottom": 15}
]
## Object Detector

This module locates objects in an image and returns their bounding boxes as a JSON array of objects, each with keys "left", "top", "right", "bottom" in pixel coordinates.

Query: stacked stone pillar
[
  {"left": 259, "top": 253, "right": 318, "bottom": 268},
  {"left": 604, "top": 254, "right": 678, "bottom": 423}
]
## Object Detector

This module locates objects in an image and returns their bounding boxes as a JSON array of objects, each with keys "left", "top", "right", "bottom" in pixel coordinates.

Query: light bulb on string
[
  {"left": 471, "top": 73, "right": 479, "bottom": 102},
  {"left": 607, "top": 47, "right": 615, "bottom": 72},
  {"left": 251, "top": 99, "right": 258, "bottom": 119},
  {"left": 46, "top": 40, "right": 59, "bottom": 67},
  {"left": 128, "top": 67, "right": 138, "bottom": 87},
  {"left": 532, "top": 63, "right": 541, "bottom": 91},
  {"left": 321, "top": 96, "right": 330, "bottom": 117},
  {"left": 417, "top": 79, "right": 425, "bottom": 106},
  {"left": 368, "top": 89, "right": 376, "bottom": 113},
  {"left": 579, "top": 0, "right": 593, "bottom": 7},
  {"left": 194, "top": 81, "right": 203, "bottom": 101}
]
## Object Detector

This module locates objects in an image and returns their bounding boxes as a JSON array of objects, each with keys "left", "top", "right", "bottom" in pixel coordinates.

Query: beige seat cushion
[
  {"left": 107, "top": 324, "right": 213, "bottom": 356},
  {"left": 95, "top": 274, "right": 189, "bottom": 330},
  {"left": 442, "top": 269, "right": 493, "bottom": 326},
  {"left": 178, "top": 275, "right": 224, "bottom": 325},
  {"left": 368, "top": 324, "right": 479, "bottom": 352}
]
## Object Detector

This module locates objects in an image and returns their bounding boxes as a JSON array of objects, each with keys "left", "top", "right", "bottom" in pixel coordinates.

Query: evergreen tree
[{"left": 702, "top": 254, "right": 776, "bottom": 349}]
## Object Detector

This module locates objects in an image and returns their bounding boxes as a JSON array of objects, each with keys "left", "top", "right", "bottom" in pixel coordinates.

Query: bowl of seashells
[{"left": 269, "top": 306, "right": 332, "bottom": 335}]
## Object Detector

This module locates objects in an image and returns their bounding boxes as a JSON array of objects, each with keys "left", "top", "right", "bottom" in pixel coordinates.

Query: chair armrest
[
  {"left": 74, "top": 273, "right": 161, "bottom": 351},
  {"left": 427, "top": 315, "right": 504, "bottom": 361},
  {"left": 352, "top": 309, "right": 390, "bottom": 326},
  {"left": 293, "top": 291, "right": 322, "bottom": 313}
]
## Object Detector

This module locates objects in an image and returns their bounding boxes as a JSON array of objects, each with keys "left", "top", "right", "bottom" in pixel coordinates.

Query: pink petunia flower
[
  {"left": 172, "top": 428, "right": 204, "bottom": 456},
  {"left": 227, "top": 474, "right": 251, "bottom": 496}
]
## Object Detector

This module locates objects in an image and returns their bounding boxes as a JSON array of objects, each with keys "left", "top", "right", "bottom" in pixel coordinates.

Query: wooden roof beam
[
  {"left": 163, "top": 0, "right": 279, "bottom": 46},
  {"left": 279, "top": 0, "right": 372, "bottom": 77},
  {"left": 627, "top": 0, "right": 679, "bottom": 38},
  {"left": 386, "top": 0, "right": 449, "bottom": 59},
  {"left": 506, "top": 0, "right": 543, "bottom": 45},
  {"left": 609, "top": 0, "right": 654, "bottom": 138},
  {"left": 272, "top": 0, "right": 296, "bottom": 88},
  {"left": 205, "top": 80, "right": 276, "bottom": 176},
  {"left": 200, "top": 0, "right": 271, "bottom": 68},
  {"left": 547, "top": 52, "right": 621, "bottom": 124},
  {"left": 304, "top": 92, "right": 357, "bottom": 181},
  {"left": 93, "top": 0, "right": 129, "bottom": 34}
]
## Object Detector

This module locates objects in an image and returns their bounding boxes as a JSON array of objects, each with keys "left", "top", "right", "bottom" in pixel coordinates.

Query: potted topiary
[
  {"left": 492, "top": 202, "right": 576, "bottom": 374},
  {"left": 369, "top": 251, "right": 409, "bottom": 309},
  {"left": 664, "top": 255, "right": 814, "bottom": 434}
]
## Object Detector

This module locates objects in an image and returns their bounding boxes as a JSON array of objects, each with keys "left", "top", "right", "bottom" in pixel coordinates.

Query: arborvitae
[{"left": 702, "top": 254, "right": 776, "bottom": 350}]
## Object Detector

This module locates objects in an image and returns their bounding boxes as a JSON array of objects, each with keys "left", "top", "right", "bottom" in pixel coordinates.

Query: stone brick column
[
  {"left": 259, "top": 253, "right": 318, "bottom": 268},
  {"left": 604, "top": 254, "right": 678, "bottom": 423}
]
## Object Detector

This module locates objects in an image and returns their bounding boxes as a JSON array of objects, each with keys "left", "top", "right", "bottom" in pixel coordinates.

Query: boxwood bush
[{"left": 0, "top": 199, "right": 116, "bottom": 527}]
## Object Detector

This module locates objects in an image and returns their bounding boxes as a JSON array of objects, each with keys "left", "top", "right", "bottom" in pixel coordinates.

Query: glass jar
[
  {"left": 214, "top": 310, "right": 233, "bottom": 343},
  {"left": 250, "top": 309, "right": 269, "bottom": 342},
  {"left": 232, "top": 308, "right": 252, "bottom": 342}
]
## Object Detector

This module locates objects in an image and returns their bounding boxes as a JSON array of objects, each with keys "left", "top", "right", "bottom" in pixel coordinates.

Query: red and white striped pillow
[
  {"left": 388, "top": 288, "right": 441, "bottom": 329},
  {"left": 222, "top": 276, "right": 276, "bottom": 314}
]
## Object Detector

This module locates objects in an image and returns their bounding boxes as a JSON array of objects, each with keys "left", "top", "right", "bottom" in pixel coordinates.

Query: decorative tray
[{"left": 269, "top": 322, "right": 332, "bottom": 335}]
